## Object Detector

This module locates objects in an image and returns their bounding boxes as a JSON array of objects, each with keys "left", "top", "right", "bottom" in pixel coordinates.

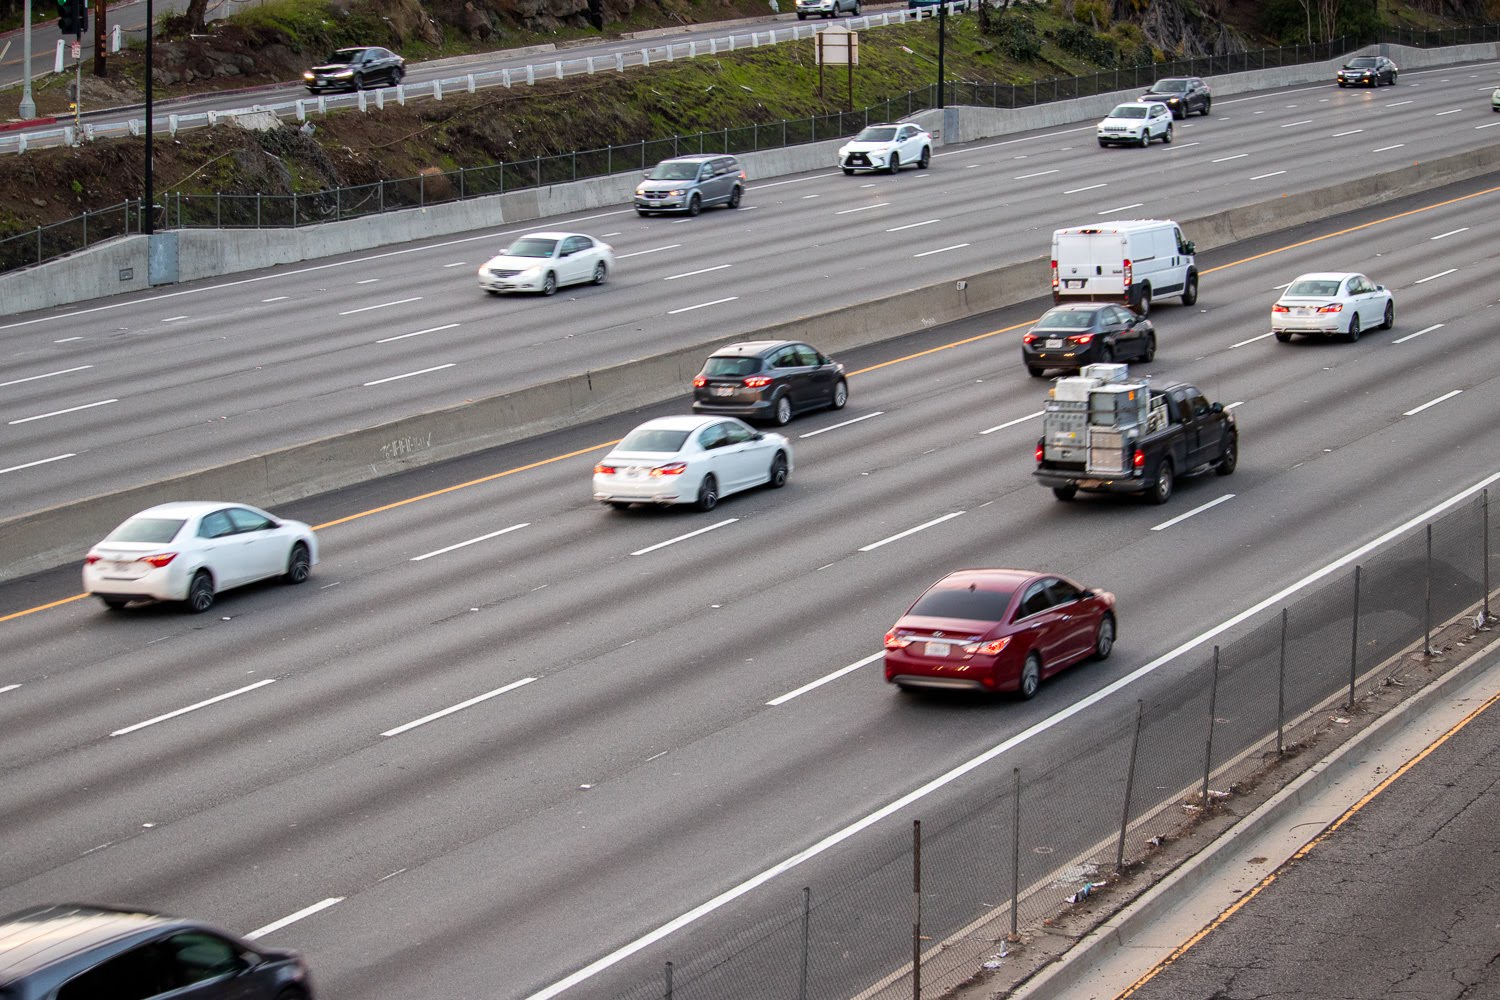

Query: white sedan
[
  {"left": 477, "top": 232, "right": 614, "bottom": 296},
  {"left": 838, "top": 122, "right": 932, "bottom": 174},
  {"left": 1272, "top": 272, "right": 1394, "bottom": 343},
  {"left": 593, "top": 415, "right": 793, "bottom": 512},
  {"left": 1096, "top": 101, "right": 1174, "bottom": 147},
  {"left": 83, "top": 501, "right": 318, "bottom": 613}
]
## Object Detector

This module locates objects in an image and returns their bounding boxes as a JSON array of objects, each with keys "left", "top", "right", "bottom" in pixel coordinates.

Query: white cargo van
[{"left": 1051, "top": 220, "right": 1198, "bottom": 316}]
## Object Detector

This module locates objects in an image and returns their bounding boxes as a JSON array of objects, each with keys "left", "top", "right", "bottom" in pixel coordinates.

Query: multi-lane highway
[{"left": 3, "top": 143, "right": 1500, "bottom": 1000}]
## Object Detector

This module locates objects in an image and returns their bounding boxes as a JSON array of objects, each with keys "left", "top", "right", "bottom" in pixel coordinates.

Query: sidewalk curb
[{"left": 1015, "top": 628, "right": 1500, "bottom": 1000}]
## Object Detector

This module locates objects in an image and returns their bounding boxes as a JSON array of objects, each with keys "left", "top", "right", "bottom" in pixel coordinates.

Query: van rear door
[{"left": 1055, "top": 231, "right": 1127, "bottom": 298}]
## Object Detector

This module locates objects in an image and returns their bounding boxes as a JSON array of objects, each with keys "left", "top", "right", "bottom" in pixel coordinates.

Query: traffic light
[{"left": 58, "top": 0, "right": 87, "bottom": 35}]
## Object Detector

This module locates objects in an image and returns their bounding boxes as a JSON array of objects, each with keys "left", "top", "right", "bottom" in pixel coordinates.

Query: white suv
[
  {"left": 838, "top": 123, "right": 932, "bottom": 174},
  {"left": 796, "top": 0, "right": 859, "bottom": 17},
  {"left": 1096, "top": 101, "right": 1173, "bottom": 147}
]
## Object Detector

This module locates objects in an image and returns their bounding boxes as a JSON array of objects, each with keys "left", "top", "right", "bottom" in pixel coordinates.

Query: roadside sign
[{"left": 71, "top": 40, "right": 81, "bottom": 60}]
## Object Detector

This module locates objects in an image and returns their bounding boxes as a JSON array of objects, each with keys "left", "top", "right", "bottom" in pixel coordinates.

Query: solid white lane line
[
  {"left": 522, "top": 468, "right": 1500, "bottom": 1000},
  {"left": 1250, "top": 170, "right": 1287, "bottom": 180},
  {"left": 0, "top": 453, "right": 76, "bottom": 475},
  {"left": 376, "top": 323, "right": 460, "bottom": 344},
  {"left": 246, "top": 898, "right": 345, "bottom": 940},
  {"left": 1477, "top": 122, "right": 1500, "bottom": 130},
  {"left": 8, "top": 399, "right": 117, "bottom": 425},
  {"left": 362, "top": 364, "right": 455, "bottom": 387},
  {"left": 1097, "top": 203, "right": 1144, "bottom": 215},
  {"left": 1404, "top": 390, "right": 1462, "bottom": 416},
  {"left": 1211, "top": 153, "right": 1248, "bottom": 162},
  {"left": 53, "top": 337, "right": 82, "bottom": 343},
  {"left": 111, "top": 679, "right": 276, "bottom": 737},
  {"left": 1230, "top": 331, "right": 1275, "bottom": 348},
  {"left": 261, "top": 296, "right": 289, "bottom": 303},
  {"left": 767, "top": 652, "right": 883, "bottom": 706},
  {"left": 835, "top": 203, "right": 890, "bottom": 215},
  {"left": 338, "top": 296, "right": 422, "bottom": 316},
  {"left": 1386, "top": 100, "right": 1414, "bottom": 107},
  {"left": 1372, "top": 143, "right": 1405, "bottom": 152},
  {"left": 442, "top": 261, "right": 470, "bottom": 267},
  {"left": 1170, "top": 142, "right": 1201, "bottom": 150},
  {"left": 1434, "top": 108, "right": 1463, "bottom": 116},
  {"left": 1393, "top": 323, "right": 1444, "bottom": 344},
  {"left": 356, "top": 278, "right": 380, "bottom": 284},
  {"left": 980, "top": 410, "right": 1043, "bottom": 435},
  {"left": 913, "top": 244, "right": 970, "bottom": 258},
  {"left": 0, "top": 364, "right": 92, "bottom": 387},
  {"left": 1063, "top": 183, "right": 1106, "bottom": 194},
  {"left": 0, "top": 684, "right": 19, "bottom": 695},
  {"left": 631, "top": 518, "right": 738, "bottom": 556},
  {"left": 411, "top": 523, "right": 530, "bottom": 562},
  {"left": 886, "top": 219, "right": 940, "bottom": 232},
  {"left": 1151, "top": 493, "right": 1235, "bottom": 531},
  {"left": 1430, "top": 228, "right": 1469, "bottom": 240},
  {"left": 381, "top": 677, "right": 537, "bottom": 737},
  {"left": 1331, "top": 129, "right": 1364, "bottom": 137},
  {"left": 668, "top": 297, "right": 739, "bottom": 315},
  {"left": 616, "top": 244, "right": 682, "bottom": 259},
  {"left": 161, "top": 316, "right": 187, "bottom": 323},
  {"left": 859, "top": 512, "right": 965, "bottom": 552},
  {"left": 1415, "top": 268, "right": 1457, "bottom": 283},
  {"left": 799, "top": 412, "right": 884, "bottom": 438},
  {"left": 664, "top": 264, "right": 732, "bottom": 281},
  {"left": 1015, "top": 169, "right": 1059, "bottom": 179},
  {"left": 1279, "top": 119, "right": 1312, "bottom": 127}
]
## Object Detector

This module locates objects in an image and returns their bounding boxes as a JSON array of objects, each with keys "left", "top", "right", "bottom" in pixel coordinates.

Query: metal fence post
[
  {"left": 82, "top": 210, "right": 87, "bottom": 247},
  {"left": 1115, "top": 699, "right": 1143, "bottom": 872},
  {"left": 35, "top": 225, "right": 41, "bottom": 264},
  {"left": 535, "top": 155, "right": 541, "bottom": 188},
  {"left": 459, "top": 167, "right": 466, "bottom": 201},
  {"left": 799, "top": 887, "right": 811, "bottom": 1000},
  {"left": 1277, "top": 608, "right": 1288, "bottom": 754},
  {"left": 912, "top": 819, "right": 922, "bottom": 1000},
  {"left": 256, "top": 192, "right": 261, "bottom": 228},
  {"left": 1349, "top": 565, "right": 1362, "bottom": 710},
  {"left": 1424, "top": 524, "right": 1434, "bottom": 655},
  {"left": 1009, "top": 767, "right": 1020, "bottom": 939},
  {"left": 216, "top": 192, "right": 221, "bottom": 228},
  {"left": 1201, "top": 647, "right": 1220, "bottom": 809},
  {"left": 420, "top": 172, "right": 426, "bottom": 207}
]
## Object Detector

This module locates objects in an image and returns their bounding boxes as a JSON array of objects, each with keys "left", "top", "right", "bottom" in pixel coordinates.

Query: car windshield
[
  {"left": 326, "top": 49, "right": 362, "bottom": 64},
  {"left": 107, "top": 517, "right": 186, "bottom": 544},
  {"left": 1285, "top": 279, "right": 1343, "bottom": 297},
  {"left": 1346, "top": 58, "right": 1377, "bottom": 68},
  {"left": 854, "top": 126, "right": 898, "bottom": 142},
  {"left": 1108, "top": 105, "right": 1148, "bottom": 119},
  {"left": 703, "top": 356, "right": 762, "bottom": 377},
  {"left": 646, "top": 161, "right": 702, "bottom": 180},
  {"left": 1150, "top": 79, "right": 1189, "bottom": 92},
  {"left": 1035, "top": 310, "right": 1097, "bottom": 330},
  {"left": 504, "top": 238, "right": 558, "bottom": 258},
  {"left": 908, "top": 585, "right": 1015, "bottom": 622},
  {"left": 617, "top": 428, "right": 691, "bottom": 453}
]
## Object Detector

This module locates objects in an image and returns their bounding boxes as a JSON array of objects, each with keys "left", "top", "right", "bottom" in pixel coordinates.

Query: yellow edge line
[{"left": 1116, "top": 683, "right": 1500, "bottom": 999}]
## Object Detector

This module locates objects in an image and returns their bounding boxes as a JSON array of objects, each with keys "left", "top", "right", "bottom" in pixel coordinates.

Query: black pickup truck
[{"left": 1033, "top": 378, "right": 1237, "bottom": 504}]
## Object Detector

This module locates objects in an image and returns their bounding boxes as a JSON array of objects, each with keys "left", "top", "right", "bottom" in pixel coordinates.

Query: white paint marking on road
[
  {"left": 616, "top": 244, "right": 681, "bottom": 259},
  {"left": 1226, "top": 401, "right": 1245, "bottom": 410},
  {"left": 8, "top": 399, "right": 117, "bottom": 425},
  {"left": 0, "top": 453, "right": 76, "bottom": 476},
  {"left": 1279, "top": 119, "right": 1313, "bottom": 127},
  {"left": 376, "top": 323, "right": 460, "bottom": 344},
  {"left": 1386, "top": 100, "right": 1414, "bottom": 107},
  {"left": 1150, "top": 493, "right": 1235, "bottom": 531},
  {"left": 521, "top": 468, "right": 1500, "bottom": 1000},
  {"left": 1230, "top": 331, "right": 1275, "bottom": 349},
  {"left": 1434, "top": 108, "right": 1463, "bottom": 116},
  {"left": 767, "top": 652, "right": 883, "bottom": 706},
  {"left": 886, "top": 219, "right": 940, "bottom": 232},
  {"left": 1477, "top": 121, "right": 1500, "bottom": 130},
  {"left": 381, "top": 677, "right": 537, "bottom": 737},
  {"left": 860, "top": 183, "right": 876, "bottom": 188},
  {"left": 631, "top": 518, "right": 739, "bottom": 556},
  {"left": 1250, "top": 170, "right": 1287, "bottom": 180},
  {"left": 111, "top": 679, "right": 276, "bottom": 737},
  {"left": 442, "top": 261, "right": 470, "bottom": 267},
  {"left": 411, "top": 523, "right": 530, "bottom": 562},
  {"left": 1414, "top": 268, "right": 1457, "bottom": 284},
  {"left": 1331, "top": 129, "right": 1364, "bottom": 137},
  {"left": 664, "top": 264, "right": 733, "bottom": 281},
  {"left": 913, "top": 244, "right": 970, "bottom": 258},
  {"left": 53, "top": 337, "right": 82, "bottom": 343},
  {"left": 668, "top": 297, "right": 739, "bottom": 315},
  {"left": 799, "top": 411, "right": 884, "bottom": 438},
  {"left": 1430, "top": 228, "right": 1469, "bottom": 240},
  {"left": 1170, "top": 142, "right": 1200, "bottom": 150},
  {"left": 835, "top": 203, "right": 891, "bottom": 215},
  {"left": 0, "top": 684, "right": 19, "bottom": 695},
  {"left": 338, "top": 296, "right": 422, "bottom": 316},
  {"left": 980, "top": 410, "right": 1043, "bottom": 435},
  {"left": 0, "top": 364, "right": 92, "bottom": 387},
  {"left": 356, "top": 278, "right": 380, "bottom": 284},
  {"left": 1211, "top": 153, "right": 1248, "bottom": 162},
  {"left": 1404, "top": 389, "right": 1462, "bottom": 416},
  {"left": 161, "top": 316, "right": 187, "bottom": 323},
  {"left": 965, "top": 163, "right": 981, "bottom": 169},
  {"left": 859, "top": 512, "right": 965, "bottom": 553},
  {"left": 362, "top": 364, "right": 455, "bottom": 387},
  {"left": 1014, "top": 169, "right": 1059, "bottom": 179},
  {"left": 1372, "top": 143, "right": 1406, "bottom": 152},
  {"left": 1063, "top": 183, "right": 1106, "bottom": 194},
  {"left": 1097, "top": 203, "right": 1144, "bottom": 215},
  {"left": 245, "top": 898, "right": 346, "bottom": 940},
  {"left": 802, "top": 194, "right": 820, "bottom": 199},
  {"left": 261, "top": 296, "right": 289, "bottom": 303},
  {"left": 1393, "top": 323, "right": 1444, "bottom": 344}
]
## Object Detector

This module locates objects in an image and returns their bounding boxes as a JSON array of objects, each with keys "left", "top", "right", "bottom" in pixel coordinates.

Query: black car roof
[
  {"left": 709, "top": 340, "right": 796, "bottom": 357},
  {"left": 0, "top": 905, "right": 188, "bottom": 984}
]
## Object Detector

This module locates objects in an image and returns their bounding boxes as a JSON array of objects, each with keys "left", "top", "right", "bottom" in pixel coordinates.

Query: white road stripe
[
  {"left": 1250, "top": 170, "right": 1287, "bottom": 180},
  {"left": 1015, "top": 169, "right": 1059, "bottom": 179},
  {"left": 1331, "top": 128, "right": 1364, "bottom": 137},
  {"left": 0, "top": 364, "right": 92, "bottom": 387},
  {"left": 1393, "top": 323, "right": 1444, "bottom": 344},
  {"left": 1430, "top": 228, "right": 1468, "bottom": 240},
  {"left": 835, "top": 203, "right": 890, "bottom": 215},
  {"left": 980, "top": 410, "right": 1043, "bottom": 435},
  {"left": 363, "top": 364, "right": 455, "bottom": 386},
  {"left": 799, "top": 411, "right": 883, "bottom": 438},
  {"left": 859, "top": 512, "right": 965, "bottom": 552},
  {"left": 1211, "top": 153, "right": 1248, "bottom": 162},
  {"left": 411, "top": 523, "right": 530, "bottom": 562},
  {"left": 0, "top": 453, "right": 76, "bottom": 475},
  {"left": 631, "top": 518, "right": 738, "bottom": 556},
  {"left": 338, "top": 296, "right": 422, "bottom": 316},
  {"left": 886, "top": 219, "right": 940, "bottom": 232},
  {"left": 1097, "top": 203, "right": 1143, "bottom": 215},
  {"left": 111, "top": 679, "right": 276, "bottom": 737},
  {"left": 246, "top": 898, "right": 345, "bottom": 940},
  {"left": 1372, "top": 143, "right": 1405, "bottom": 152},
  {"left": 0, "top": 684, "right": 19, "bottom": 695},
  {"left": 664, "top": 264, "right": 732, "bottom": 281},
  {"left": 1434, "top": 108, "right": 1463, "bottom": 116},
  {"left": 161, "top": 316, "right": 187, "bottom": 323},
  {"left": 767, "top": 652, "right": 883, "bottom": 706},
  {"left": 1279, "top": 119, "right": 1313, "bottom": 127},
  {"left": 1063, "top": 183, "right": 1106, "bottom": 194},
  {"left": 8, "top": 399, "right": 117, "bottom": 425},
  {"left": 1415, "top": 268, "right": 1457, "bottom": 283},
  {"left": 261, "top": 296, "right": 289, "bottom": 302},
  {"left": 442, "top": 261, "right": 470, "bottom": 267},
  {"left": 1477, "top": 122, "right": 1500, "bottom": 130},
  {"left": 1386, "top": 100, "right": 1414, "bottom": 107},
  {"left": 617, "top": 244, "right": 681, "bottom": 259},
  {"left": 53, "top": 337, "right": 82, "bottom": 343},
  {"left": 356, "top": 278, "right": 380, "bottom": 284},
  {"left": 1404, "top": 389, "right": 1462, "bottom": 416},
  {"left": 376, "top": 323, "right": 460, "bottom": 344},
  {"left": 1150, "top": 493, "right": 1235, "bottom": 531},
  {"left": 913, "top": 244, "right": 969, "bottom": 258},
  {"left": 381, "top": 677, "right": 537, "bottom": 737},
  {"left": 1231, "top": 331, "right": 1275, "bottom": 348},
  {"left": 668, "top": 297, "right": 739, "bottom": 315}
]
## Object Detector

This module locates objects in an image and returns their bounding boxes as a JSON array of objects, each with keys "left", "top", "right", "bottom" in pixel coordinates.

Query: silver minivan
[{"left": 634, "top": 155, "right": 746, "bottom": 217}]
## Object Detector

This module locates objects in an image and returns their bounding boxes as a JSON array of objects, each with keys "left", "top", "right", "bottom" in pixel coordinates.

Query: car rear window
[
  {"left": 909, "top": 585, "right": 1014, "bottom": 622},
  {"left": 1035, "top": 310, "right": 1096, "bottom": 330},
  {"left": 1285, "top": 279, "right": 1341, "bottom": 297},
  {"left": 617, "top": 429, "right": 690, "bottom": 453},
  {"left": 703, "top": 356, "right": 762, "bottom": 377},
  {"left": 106, "top": 518, "right": 186, "bottom": 544}
]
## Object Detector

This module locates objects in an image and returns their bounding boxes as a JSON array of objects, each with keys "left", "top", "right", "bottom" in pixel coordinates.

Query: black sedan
[
  {"left": 1337, "top": 56, "right": 1397, "bottom": 87},
  {"left": 304, "top": 46, "right": 405, "bottom": 92},
  {"left": 691, "top": 340, "right": 848, "bottom": 426},
  {"left": 1022, "top": 303, "right": 1155, "bottom": 377},
  {"left": 1140, "top": 76, "right": 1211, "bottom": 118}
]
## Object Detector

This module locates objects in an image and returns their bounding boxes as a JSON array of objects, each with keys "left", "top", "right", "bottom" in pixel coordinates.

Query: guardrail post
[
  {"left": 554, "top": 60, "right": 563, "bottom": 79},
  {"left": 526, "top": 64, "right": 535, "bottom": 85},
  {"left": 296, "top": 100, "right": 306, "bottom": 122},
  {"left": 534, "top": 155, "right": 541, "bottom": 188},
  {"left": 1349, "top": 565, "right": 1361, "bottom": 709},
  {"left": 112, "top": 23, "right": 121, "bottom": 51},
  {"left": 503, "top": 68, "right": 511, "bottom": 87},
  {"left": 710, "top": 37, "right": 717, "bottom": 55},
  {"left": 587, "top": 55, "right": 595, "bottom": 74},
  {"left": 376, "top": 89, "right": 384, "bottom": 110},
  {"left": 1201, "top": 646, "right": 1220, "bottom": 810},
  {"left": 466, "top": 73, "right": 476, "bottom": 93},
  {"left": 433, "top": 79, "right": 443, "bottom": 101},
  {"left": 689, "top": 40, "right": 697, "bottom": 58},
  {"left": 420, "top": 172, "right": 425, "bottom": 207},
  {"left": 396, "top": 84, "right": 405, "bottom": 105},
  {"left": 643, "top": 47, "right": 651, "bottom": 67},
  {"left": 82, "top": 210, "right": 88, "bottom": 247},
  {"left": 357, "top": 91, "right": 367, "bottom": 112},
  {"left": 317, "top": 95, "right": 326, "bottom": 115},
  {"left": 616, "top": 52, "right": 624, "bottom": 71},
  {"left": 17, "top": 133, "right": 26, "bottom": 153},
  {"left": 1114, "top": 700, "right": 1144, "bottom": 872}
]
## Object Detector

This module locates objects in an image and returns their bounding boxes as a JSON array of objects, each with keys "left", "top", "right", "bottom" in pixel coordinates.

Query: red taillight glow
[
  {"left": 692, "top": 376, "right": 708, "bottom": 388},
  {"left": 1271, "top": 304, "right": 1290, "bottom": 313},
  {"left": 1123, "top": 258, "right": 1133, "bottom": 288},
  {"left": 884, "top": 631, "right": 911, "bottom": 649},
  {"left": 964, "top": 637, "right": 1011, "bottom": 656},
  {"left": 1035, "top": 443, "right": 1045, "bottom": 462},
  {"left": 594, "top": 463, "right": 616, "bottom": 475},
  {"left": 1068, "top": 334, "right": 1094, "bottom": 345},
  {"left": 744, "top": 375, "right": 773, "bottom": 388},
  {"left": 1050, "top": 259, "right": 1058, "bottom": 290},
  {"left": 1133, "top": 449, "right": 1146, "bottom": 469},
  {"left": 1022, "top": 334, "right": 1037, "bottom": 345},
  {"left": 142, "top": 553, "right": 178, "bottom": 568},
  {"left": 1316, "top": 303, "right": 1344, "bottom": 313},
  {"left": 84, "top": 554, "right": 102, "bottom": 565},
  {"left": 650, "top": 462, "right": 688, "bottom": 477}
]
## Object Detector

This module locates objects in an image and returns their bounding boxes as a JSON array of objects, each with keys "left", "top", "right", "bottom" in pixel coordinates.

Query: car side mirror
[
  {"left": 1210, "top": 402, "right": 1224, "bottom": 414},
  {"left": 1181, "top": 240, "right": 1196, "bottom": 255},
  {"left": 751, "top": 431, "right": 764, "bottom": 441},
  {"left": 1376, "top": 284, "right": 1386, "bottom": 292}
]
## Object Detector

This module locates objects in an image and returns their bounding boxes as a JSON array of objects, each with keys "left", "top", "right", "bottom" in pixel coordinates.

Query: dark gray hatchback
[
  {"left": 0, "top": 904, "right": 314, "bottom": 1000},
  {"left": 692, "top": 340, "right": 848, "bottom": 426}
]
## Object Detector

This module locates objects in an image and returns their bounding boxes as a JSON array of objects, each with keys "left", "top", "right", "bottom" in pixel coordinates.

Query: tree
[{"left": 183, "top": 0, "right": 208, "bottom": 33}]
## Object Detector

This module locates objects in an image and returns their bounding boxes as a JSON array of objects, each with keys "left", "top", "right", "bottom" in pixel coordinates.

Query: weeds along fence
[
  {"left": 3, "top": 23, "right": 1499, "bottom": 276},
  {"left": 600, "top": 490, "right": 1495, "bottom": 1000}
]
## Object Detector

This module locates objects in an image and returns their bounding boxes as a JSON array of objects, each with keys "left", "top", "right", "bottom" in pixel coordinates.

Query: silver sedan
[{"left": 593, "top": 415, "right": 793, "bottom": 512}]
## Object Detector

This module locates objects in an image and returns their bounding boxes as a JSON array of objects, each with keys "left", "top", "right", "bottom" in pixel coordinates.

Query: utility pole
[
  {"left": 936, "top": 0, "right": 946, "bottom": 109},
  {"left": 144, "top": 0, "right": 155, "bottom": 234},
  {"left": 19, "top": 0, "right": 37, "bottom": 118},
  {"left": 93, "top": 0, "right": 106, "bottom": 76}
]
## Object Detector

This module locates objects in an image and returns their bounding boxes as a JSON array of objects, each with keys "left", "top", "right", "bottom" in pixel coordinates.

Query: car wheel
[
  {"left": 1093, "top": 614, "right": 1116, "bottom": 661},
  {"left": 1027, "top": 365, "right": 1046, "bottom": 378},
  {"left": 1138, "top": 130, "right": 1150, "bottom": 148},
  {"left": 687, "top": 193, "right": 702, "bottom": 217},
  {"left": 636, "top": 209, "right": 652, "bottom": 216},
  {"left": 728, "top": 185, "right": 742, "bottom": 208},
  {"left": 1052, "top": 485, "right": 1078, "bottom": 502},
  {"left": 887, "top": 152, "right": 900, "bottom": 174},
  {"left": 1133, "top": 283, "right": 1151, "bottom": 316},
  {"left": 1149, "top": 459, "right": 1174, "bottom": 505},
  {"left": 100, "top": 596, "right": 129, "bottom": 610},
  {"left": 1161, "top": 124, "right": 1173, "bottom": 144},
  {"left": 772, "top": 393, "right": 793, "bottom": 427},
  {"left": 695, "top": 474, "right": 719, "bottom": 512},
  {"left": 1381, "top": 300, "right": 1394, "bottom": 330},
  {"left": 851, "top": 0, "right": 861, "bottom": 12},
  {"left": 352, "top": 73, "right": 364, "bottom": 91},
  {"left": 1389, "top": 72, "right": 1397, "bottom": 85},
  {"left": 1017, "top": 654, "right": 1041, "bottom": 700},
  {"left": 842, "top": 167, "right": 855, "bottom": 175},
  {"left": 797, "top": 11, "right": 807, "bottom": 17},
  {"left": 917, "top": 146, "right": 931, "bottom": 169},
  {"left": 592, "top": 261, "right": 608, "bottom": 285},
  {"left": 1098, "top": 139, "right": 1109, "bottom": 147},
  {"left": 185, "top": 570, "right": 215, "bottom": 614},
  {"left": 1201, "top": 96, "right": 1212, "bottom": 115},
  {"left": 541, "top": 271, "right": 557, "bottom": 296},
  {"left": 485, "top": 289, "right": 502, "bottom": 297},
  {"left": 1217, "top": 433, "right": 1238, "bottom": 476},
  {"left": 1180, "top": 271, "right": 1198, "bottom": 306},
  {"left": 394, "top": 68, "right": 405, "bottom": 85},
  {"left": 1142, "top": 333, "right": 1157, "bottom": 362},
  {"left": 768, "top": 451, "right": 789, "bottom": 488},
  {"left": 1275, "top": 331, "right": 1293, "bottom": 343},
  {"left": 284, "top": 542, "right": 311, "bottom": 584},
  {"left": 829, "top": 378, "right": 849, "bottom": 410},
  {"left": 1345, "top": 313, "right": 1361, "bottom": 343},
  {"left": 1099, "top": 343, "right": 1116, "bottom": 364},
  {"left": 275, "top": 988, "right": 310, "bottom": 1000},
  {"left": 1338, "top": 80, "right": 1346, "bottom": 88},
  {"left": 608, "top": 501, "right": 631, "bottom": 510}
]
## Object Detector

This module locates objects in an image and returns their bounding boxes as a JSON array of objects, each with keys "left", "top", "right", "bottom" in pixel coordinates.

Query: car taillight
[
  {"left": 964, "top": 637, "right": 1011, "bottom": 656},
  {"left": 884, "top": 631, "right": 911, "bottom": 649},
  {"left": 1050, "top": 259, "right": 1058, "bottom": 290},
  {"left": 1068, "top": 334, "right": 1094, "bottom": 345},
  {"left": 1133, "top": 449, "right": 1146, "bottom": 469},
  {"left": 594, "top": 463, "right": 616, "bottom": 475},
  {"left": 84, "top": 554, "right": 101, "bottom": 565},
  {"left": 692, "top": 376, "right": 708, "bottom": 388},
  {"left": 651, "top": 462, "right": 688, "bottom": 477},
  {"left": 142, "top": 553, "right": 178, "bottom": 568},
  {"left": 1022, "top": 333, "right": 1037, "bottom": 345},
  {"left": 1316, "top": 303, "right": 1344, "bottom": 313},
  {"left": 1123, "top": 258, "right": 1133, "bottom": 288},
  {"left": 1035, "top": 442, "right": 1045, "bottom": 462},
  {"left": 744, "top": 375, "right": 773, "bottom": 388},
  {"left": 1271, "top": 304, "right": 1290, "bottom": 313}
]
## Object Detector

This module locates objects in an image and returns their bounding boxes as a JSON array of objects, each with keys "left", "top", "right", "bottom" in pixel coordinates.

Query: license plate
[
  {"left": 1045, "top": 338, "right": 1064, "bottom": 349},
  {"left": 924, "top": 641, "right": 951, "bottom": 657},
  {"left": 713, "top": 386, "right": 734, "bottom": 397},
  {"left": 627, "top": 467, "right": 645, "bottom": 479},
  {"left": 1065, "top": 279, "right": 1085, "bottom": 288},
  {"left": 1294, "top": 307, "right": 1311, "bottom": 315}
]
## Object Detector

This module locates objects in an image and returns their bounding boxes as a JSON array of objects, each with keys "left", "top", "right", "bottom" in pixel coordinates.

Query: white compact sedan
[
  {"left": 477, "top": 232, "right": 614, "bottom": 296},
  {"left": 593, "top": 415, "right": 793, "bottom": 512},
  {"left": 1272, "top": 272, "right": 1394, "bottom": 343},
  {"left": 1096, "top": 101, "right": 1174, "bottom": 147},
  {"left": 83, "top": 501, "right": 318, "bottom": 613},
  {"left": 838, "top": 122, "right": 932, "bottom": 174}
]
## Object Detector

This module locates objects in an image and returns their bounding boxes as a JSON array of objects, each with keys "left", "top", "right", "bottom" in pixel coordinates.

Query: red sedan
[{"left": 883, "top": 569, "right": 1116, "bottom": 697}]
